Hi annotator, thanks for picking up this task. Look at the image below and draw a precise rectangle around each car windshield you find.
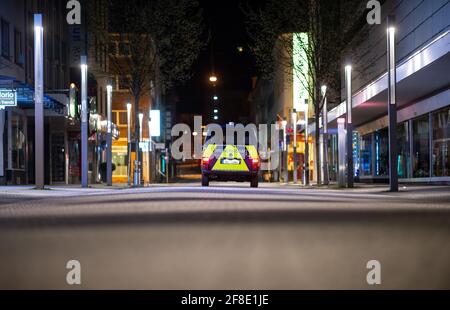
[204,125,258,146]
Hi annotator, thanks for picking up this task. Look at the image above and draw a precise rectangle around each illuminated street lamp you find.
[213,96,219,101]
[136,112,144,186]
[106,84,113,186]
[303,99,310,186]
[147,110,153,186]
[213,115,219,121]
[321,85,329,185]
[281,118,288,183]
[345,64,354,188]
[34,14,44,189]
[127,103,132,186]
[81,56,88,188]
[292,109,298,184]
[209,76,218,83]
[214,109,218,114]
[387,15,398,192]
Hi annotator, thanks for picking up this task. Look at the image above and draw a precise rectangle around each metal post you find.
[387,16,398,192]
[165,149,169,184]
[81,55,88,188]
[292,109,298,184]
[322,86,330,185]
[34,14,44,190]
[282,119,288,183]
[148,115,152,185]
[304,99,310,186]
[338,118,346,188]
[345,65,354,188]
[127,103,132,186]
[138,113,143,186]
[106,84,113,186]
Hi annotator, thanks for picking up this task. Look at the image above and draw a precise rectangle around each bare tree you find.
[108,0,205,167]
[245,0,365,185]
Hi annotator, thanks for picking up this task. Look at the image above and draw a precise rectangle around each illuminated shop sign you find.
[0,90,17,108]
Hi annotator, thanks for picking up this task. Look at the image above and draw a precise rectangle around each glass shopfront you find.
[374,128,389,177]
[360,134,372,176]
[397,122,410,179]
[10,113,26,170]
[432,107,450,177]
[413,116,430,178]
[354,105,449,182]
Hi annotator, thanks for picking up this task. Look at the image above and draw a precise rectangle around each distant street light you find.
[138,112,144,186]
[282,118,288,183]
[387,15,398,192]
[292,109,298,184]
[148,109,153,186]
[321,85,330,186]
[213,96,218,101]
[213,115,219,120]
[34,14,44,190]
[81,55,88,188]
[127,103,132,186]
[214,109,218,114]
[106,84,113,186]
[209,76,218,83]
[303,99,310,186]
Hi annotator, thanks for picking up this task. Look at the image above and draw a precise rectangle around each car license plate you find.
[222,159,240,165]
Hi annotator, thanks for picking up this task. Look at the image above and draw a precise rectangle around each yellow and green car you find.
[201,129,260,188]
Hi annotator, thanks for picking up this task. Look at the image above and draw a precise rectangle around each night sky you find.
[176,0,261,123]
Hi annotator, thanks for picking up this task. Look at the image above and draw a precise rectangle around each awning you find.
[0,75,66,115]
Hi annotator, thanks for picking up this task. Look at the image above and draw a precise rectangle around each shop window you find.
[1,19,10,59]
[118,76,130,90]
[374,128,389,177]
[112,146,128,177]
[397,122,410,179]
[113,110,128,127]
[14,29,23,65]
[432,107,450,177]
[11,114,25,170]
[360,134,372,176]
[413,116,430,178]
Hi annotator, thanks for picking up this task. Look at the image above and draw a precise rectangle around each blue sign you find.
[0,90,17,108]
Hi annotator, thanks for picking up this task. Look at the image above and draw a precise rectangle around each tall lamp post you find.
[304,99,310,186]
[292,109,298,184]
[148,113,152,186]
[34,14,44,190]
[139,112,144,186]
[80,55,88,188]
[126,102,132,186]
[322,85,330,186]
[106,84,113,186]
[345,65,354,188]
[387,16,398,192]
[282,118,288,183]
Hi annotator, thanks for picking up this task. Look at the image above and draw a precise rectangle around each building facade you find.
[317,0,450,184]
[250,0,450,184]
[0,0,70,185]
